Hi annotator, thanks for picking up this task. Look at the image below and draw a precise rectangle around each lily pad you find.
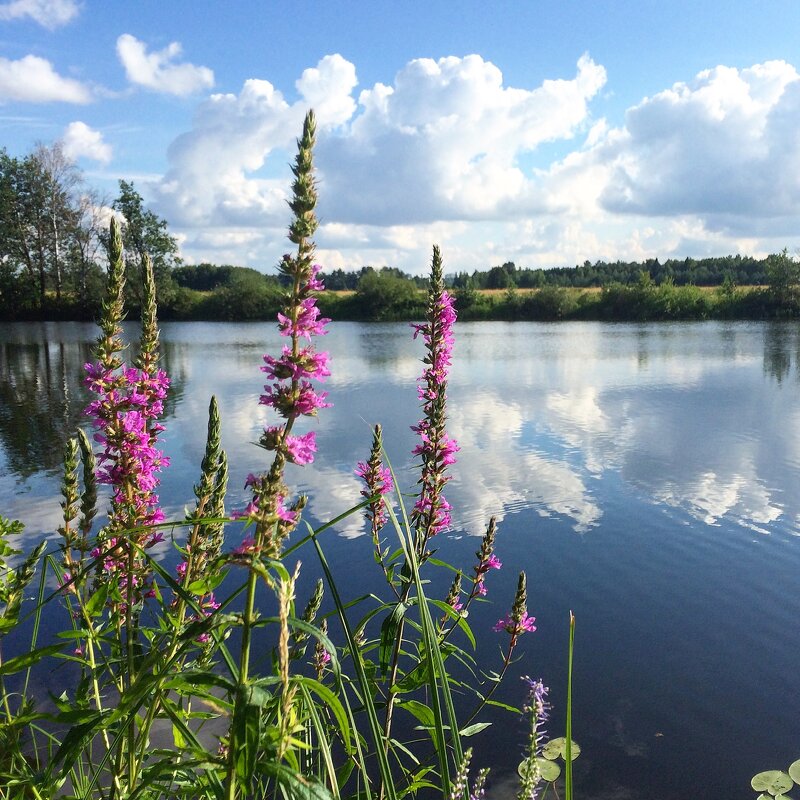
[517,758,561,782]
[541,737,581,762]
[789,760,800,784]
[751,771,793,795]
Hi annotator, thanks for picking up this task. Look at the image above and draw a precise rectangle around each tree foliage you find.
[111,180,181,306]
[765,248,800,306]
[0,144,105,314]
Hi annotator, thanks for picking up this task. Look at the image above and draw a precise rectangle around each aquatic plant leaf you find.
[751,771,793,794]
[542,737,581,761]
[789,761,800,783]
[517,758,561,782]
[538,758,562,782]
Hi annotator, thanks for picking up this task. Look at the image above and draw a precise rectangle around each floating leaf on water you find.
[789,760,800,783]
[537,758,561,782]
[751,771,793,795]
[541,737,581,762]
[517,758,561,782]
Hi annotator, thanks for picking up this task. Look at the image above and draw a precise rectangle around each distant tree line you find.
[449,255,769,291]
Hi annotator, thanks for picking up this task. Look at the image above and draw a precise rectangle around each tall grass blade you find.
[565,611,575,800]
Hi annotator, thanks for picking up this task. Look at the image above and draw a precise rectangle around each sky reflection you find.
[1,320,799,543]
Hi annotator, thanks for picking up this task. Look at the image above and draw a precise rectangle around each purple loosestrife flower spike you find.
[494,571,536,641]
[83,219,170,610]
[471,768,490,800]
[471,516,500,599]
[517,678,551,800]
[313,618,331,678]
[445,571,464,614]
[174,396,227,640]
[411,245,459,556]
[449,747,473,800]
[356,424,393,533]
[235,110,330,559]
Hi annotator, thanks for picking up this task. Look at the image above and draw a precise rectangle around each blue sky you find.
[3,0,800,274]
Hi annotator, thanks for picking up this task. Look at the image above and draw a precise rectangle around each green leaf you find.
[542,737,581,762]
[84,583,108,617]
[186,570,227,596]
[297,676,351,753]
[379,602,408,676]
[459,722,491,737]
[400,699,437,731]
[789,761,800,784]
[393,658,432,693]
[264,761,334,800]
[0,643,63,675]
[486,699,520,713]
[518,758,561,782]
[751,771,793,795]
[51,711,108,771]
[233,683,262,789]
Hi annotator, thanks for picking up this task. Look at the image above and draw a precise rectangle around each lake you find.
[2,319,800,799]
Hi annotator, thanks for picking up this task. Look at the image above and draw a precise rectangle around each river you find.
[1,319,799,799]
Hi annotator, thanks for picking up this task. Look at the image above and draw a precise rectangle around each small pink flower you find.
[493,611,536,636]
[285,432,317,465]
[233,537,257,556]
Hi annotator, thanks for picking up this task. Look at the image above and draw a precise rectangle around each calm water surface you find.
[2,319,800,799]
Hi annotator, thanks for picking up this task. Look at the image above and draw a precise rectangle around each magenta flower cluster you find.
[411,286,459,537]
[493,611,537,635]
[84,362,170,533]
[259,264,331,465]
[472,552,502,597]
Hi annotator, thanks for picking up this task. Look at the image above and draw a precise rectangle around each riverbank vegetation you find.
[2,144,800,323]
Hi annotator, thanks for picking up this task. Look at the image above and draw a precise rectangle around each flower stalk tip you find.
[411,245,459,554]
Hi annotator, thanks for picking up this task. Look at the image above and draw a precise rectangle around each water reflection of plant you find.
[0,326,185,482]
[0,112,576,800]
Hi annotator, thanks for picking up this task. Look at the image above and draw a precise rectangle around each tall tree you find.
[766,248,800,307]
[31,142,82,301]
[112,180,180,304]
[0,144,95,311]
[0,149,45,307]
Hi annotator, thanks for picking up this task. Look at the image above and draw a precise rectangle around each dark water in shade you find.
[2,319,800,799]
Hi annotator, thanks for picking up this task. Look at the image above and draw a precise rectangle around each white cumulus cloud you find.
[154,53,604,243]
[61,121,111,164]
[319,52,606,225]
[0,54,91,103]
[154,54,358,229]
[596,61,800,231]
[116,34,214,96]
[0,0,80,29]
